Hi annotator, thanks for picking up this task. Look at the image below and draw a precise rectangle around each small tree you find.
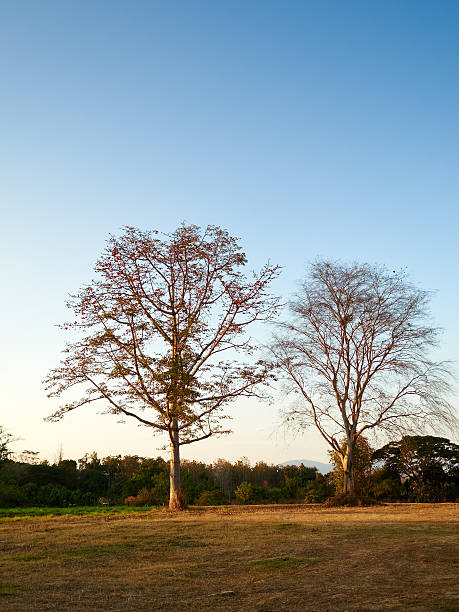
[273,261,454,494]
[0,426,15,464]
[329,437,374,495]
[44,224,279,509]
[234,481,258,504]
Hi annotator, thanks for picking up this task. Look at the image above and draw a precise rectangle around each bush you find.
[329,437,374,495]
[304,473,334,503]
[369,469,403,501]
[124,487,157,506]
[36,483,72,506]
[80,491,98,505]
[235,481,259,504]
[0,482,25,507]
[323,492,379,507]
[195,489,228,505]
[264,487,283,503]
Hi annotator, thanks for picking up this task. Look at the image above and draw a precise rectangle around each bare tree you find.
[0,426,15,463]
[44,225,279,509]
[272,261,455,494]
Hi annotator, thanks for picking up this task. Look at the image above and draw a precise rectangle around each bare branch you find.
[272,260,456,493]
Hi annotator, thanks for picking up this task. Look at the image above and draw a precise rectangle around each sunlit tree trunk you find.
[169,419,185,510]
[342,443,355,494]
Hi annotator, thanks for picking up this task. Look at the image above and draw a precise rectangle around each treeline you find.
[0,435,457,508]
[0,454,326,507]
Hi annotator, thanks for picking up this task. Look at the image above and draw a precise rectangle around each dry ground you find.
[0,503,457,611]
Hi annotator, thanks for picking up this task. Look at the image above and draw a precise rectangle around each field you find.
[0,504,457,611]
[0,506,155,519]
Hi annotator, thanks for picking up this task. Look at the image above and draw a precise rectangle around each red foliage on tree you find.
[44,224,280,509]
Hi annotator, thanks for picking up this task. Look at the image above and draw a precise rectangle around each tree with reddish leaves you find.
[44,225,280,509]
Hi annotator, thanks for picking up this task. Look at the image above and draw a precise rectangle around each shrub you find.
[0,482,25,507]
[235,481,258,504]
[323,492,379,507]
[133,487,157,506]
[264,487,283,503]
[329,437,374,495]
[369,469,403,501]
[195,489,227,505]
[304,473,334,503]
[36,483,72,506]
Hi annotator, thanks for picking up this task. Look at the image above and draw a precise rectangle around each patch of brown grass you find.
[0,504,457,611]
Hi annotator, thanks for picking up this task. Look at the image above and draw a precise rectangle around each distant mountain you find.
[279,459,332,474]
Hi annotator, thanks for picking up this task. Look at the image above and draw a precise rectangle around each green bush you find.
[304,473,334,503]
[369,468,403,501]
[195,489,227,505]
[329,437,374,495]
[235,481,260,504]
[264,487,283,503]
[0,482,25,507]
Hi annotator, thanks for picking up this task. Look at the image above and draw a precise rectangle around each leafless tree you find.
[0,426,16,463]
[272,261,455,493]
[44,224,279,509]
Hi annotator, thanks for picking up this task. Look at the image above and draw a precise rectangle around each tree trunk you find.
[342,444,355,494]
[169,419,185,510]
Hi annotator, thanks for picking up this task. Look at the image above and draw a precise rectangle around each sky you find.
[1,0,458,466]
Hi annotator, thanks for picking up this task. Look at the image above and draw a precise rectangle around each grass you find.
[0,583,24,597]
[247,556,302,570]
[0,503,457,611]
[0,506,155,519]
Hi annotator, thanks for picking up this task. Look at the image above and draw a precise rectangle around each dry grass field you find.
[0,503,457,611]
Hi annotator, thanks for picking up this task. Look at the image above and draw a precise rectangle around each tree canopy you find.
[44,224,279,509]
[273,260,455,493]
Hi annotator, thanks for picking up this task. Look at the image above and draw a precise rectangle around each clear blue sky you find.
[1,1,458,465]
